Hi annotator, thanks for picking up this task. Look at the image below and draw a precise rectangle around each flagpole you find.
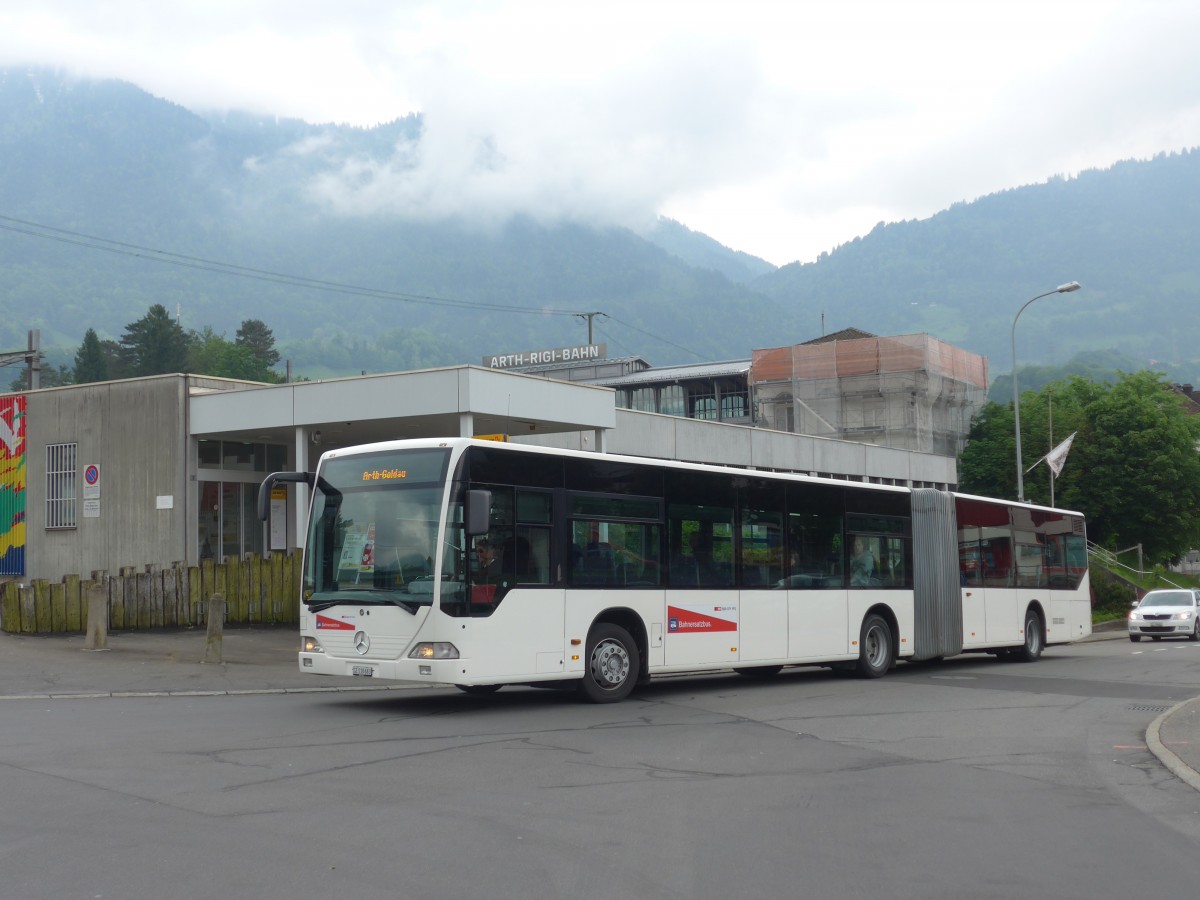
[1048,389,1054,508]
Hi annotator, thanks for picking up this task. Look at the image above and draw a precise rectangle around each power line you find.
[602,312,704,361]
[0,213,707,360]
[0,214,579,317]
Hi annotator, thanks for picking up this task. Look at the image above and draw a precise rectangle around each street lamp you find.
[1012,281,1081,502]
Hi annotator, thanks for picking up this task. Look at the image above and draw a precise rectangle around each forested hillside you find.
[756,150,1200,379]
[0,68,786,376]
[2,66,1198,384]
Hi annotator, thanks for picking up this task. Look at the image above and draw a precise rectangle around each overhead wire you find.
[0,214,576,316]
[0,212,707,359]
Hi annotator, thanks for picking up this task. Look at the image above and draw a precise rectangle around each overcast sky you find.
[3,0,1199,266]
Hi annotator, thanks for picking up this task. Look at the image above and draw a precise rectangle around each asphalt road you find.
[3,635,1199,900]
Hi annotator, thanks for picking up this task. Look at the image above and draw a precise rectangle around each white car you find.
[1128,589,1200,642]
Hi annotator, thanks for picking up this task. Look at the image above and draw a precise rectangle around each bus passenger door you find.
[469,588,567,679]
[787,587,849,661]
[738,589,788,662]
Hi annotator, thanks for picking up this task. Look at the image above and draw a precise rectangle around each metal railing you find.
[1087,540,1184,590]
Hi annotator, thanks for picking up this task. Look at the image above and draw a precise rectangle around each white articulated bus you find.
[259,438,1091,703]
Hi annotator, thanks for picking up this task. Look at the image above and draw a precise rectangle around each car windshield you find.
[303,448,449,608]
[1140,591,1194,607]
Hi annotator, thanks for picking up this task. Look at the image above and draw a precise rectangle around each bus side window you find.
[518,527,551,583]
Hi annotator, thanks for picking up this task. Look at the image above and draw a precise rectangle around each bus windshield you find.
[303,448,450,611]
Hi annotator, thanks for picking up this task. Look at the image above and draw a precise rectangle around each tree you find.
[1059,372,1200,562]
[119,304,191,376]
[73,328,110,384]
[7,363,73,391]
[235,319,280,369]
[960,371,1200,564]
[188,326,285,383]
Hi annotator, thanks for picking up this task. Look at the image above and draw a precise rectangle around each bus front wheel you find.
[855,614,892,679]
[579,623,639,703]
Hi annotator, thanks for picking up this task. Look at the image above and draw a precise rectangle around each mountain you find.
[0,67,785,376]
[2,65,1199,385]
[754,151,1200,382]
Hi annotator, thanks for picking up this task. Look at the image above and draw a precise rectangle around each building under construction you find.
[750,329,988,457]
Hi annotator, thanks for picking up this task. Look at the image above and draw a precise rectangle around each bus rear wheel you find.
[579,623,639,703]
[855,614,892,679]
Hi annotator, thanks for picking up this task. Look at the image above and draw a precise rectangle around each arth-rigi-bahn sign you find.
[483,343,607,369]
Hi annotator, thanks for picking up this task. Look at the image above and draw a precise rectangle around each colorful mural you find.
[0,395,26,576]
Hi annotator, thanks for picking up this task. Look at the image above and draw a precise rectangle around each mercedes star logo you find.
[353,631,370,655]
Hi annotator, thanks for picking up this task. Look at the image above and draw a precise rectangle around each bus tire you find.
[455,684,502,695]
[579,623,639,703]
[1013,608,1044,662]
[855,613,892,679]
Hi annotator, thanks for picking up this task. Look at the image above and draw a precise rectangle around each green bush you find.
[1091,569,1137,620]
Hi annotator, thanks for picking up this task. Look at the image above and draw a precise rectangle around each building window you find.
[197,439,287,473]
[721,392,747,419]
[691,395,717,420]
[46,443,77,529]
[198,481,265,562]
[660,385,686,417]
[629,387,656,412]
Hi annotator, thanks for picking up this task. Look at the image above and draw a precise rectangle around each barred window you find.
[46,443,77,529]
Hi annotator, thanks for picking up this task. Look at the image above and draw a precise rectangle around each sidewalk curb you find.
[1147,697,1200,793]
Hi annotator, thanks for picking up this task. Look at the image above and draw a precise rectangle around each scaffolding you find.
[750,333,988,456]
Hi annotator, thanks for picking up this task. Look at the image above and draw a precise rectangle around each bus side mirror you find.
[466,489,492,536]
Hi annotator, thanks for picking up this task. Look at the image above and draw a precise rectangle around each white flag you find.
[1044,432,1077,477]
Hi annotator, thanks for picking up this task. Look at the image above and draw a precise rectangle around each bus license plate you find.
[351,666,375,677]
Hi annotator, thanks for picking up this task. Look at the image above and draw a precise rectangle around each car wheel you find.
[1129,635,1141,642]
[1191,621,1200,643]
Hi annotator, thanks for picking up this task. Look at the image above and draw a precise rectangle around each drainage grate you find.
[1128,705,1170,713]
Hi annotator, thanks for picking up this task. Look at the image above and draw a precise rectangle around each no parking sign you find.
[83,463,101,517]
[83,464,100,498]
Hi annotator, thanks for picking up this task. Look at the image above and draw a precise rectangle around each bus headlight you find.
[409,642,460,660]
[302,636,324,653]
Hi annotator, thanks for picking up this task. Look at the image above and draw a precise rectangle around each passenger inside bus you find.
[850,537,877,586]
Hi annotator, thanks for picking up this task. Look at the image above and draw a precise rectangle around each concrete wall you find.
[18,376,193,583]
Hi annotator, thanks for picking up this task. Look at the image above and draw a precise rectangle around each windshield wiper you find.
[308,590,422,615]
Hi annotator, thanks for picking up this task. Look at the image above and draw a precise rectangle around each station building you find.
[1,329,984,586]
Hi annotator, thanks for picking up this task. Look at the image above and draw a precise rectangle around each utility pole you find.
[0,330,41,390]
[575,311,605,344]
[27,329,39,389]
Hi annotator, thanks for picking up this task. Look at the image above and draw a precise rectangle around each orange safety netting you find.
[750,334,987,388]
